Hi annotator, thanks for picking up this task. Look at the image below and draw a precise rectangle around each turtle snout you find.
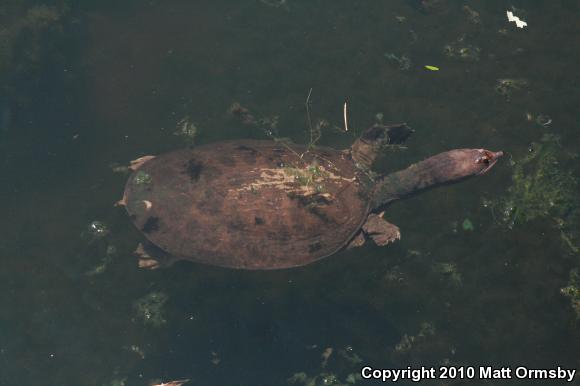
[476,149,503,174]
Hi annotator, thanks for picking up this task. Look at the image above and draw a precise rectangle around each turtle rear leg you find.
[129,155,156,171]
[362,212,401,246]
[135,242,180,269]
[346,231,366,249]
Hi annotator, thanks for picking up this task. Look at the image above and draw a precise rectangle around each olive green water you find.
[1,1,579,385]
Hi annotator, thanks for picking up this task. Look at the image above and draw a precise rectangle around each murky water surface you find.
[1,1,579,385]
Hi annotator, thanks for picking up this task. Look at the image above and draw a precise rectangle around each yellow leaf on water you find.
[425,65,440,71]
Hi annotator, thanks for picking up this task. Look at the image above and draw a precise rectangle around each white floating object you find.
[507,10,527,29]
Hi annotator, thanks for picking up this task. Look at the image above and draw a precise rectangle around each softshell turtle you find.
[119,124,502,269]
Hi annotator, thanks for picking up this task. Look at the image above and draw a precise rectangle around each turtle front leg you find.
[362,212,401,246]
[350,123,413,169]
[135,242,180,269]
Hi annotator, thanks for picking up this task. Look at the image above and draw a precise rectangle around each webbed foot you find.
[362,212,401,246]
[129,155,155,171]
[151,380,191,386]
[346,231,366,249]
[134,242,178,269]
[350,123,413,169]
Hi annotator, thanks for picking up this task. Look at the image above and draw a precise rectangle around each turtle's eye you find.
[476,155,490,164]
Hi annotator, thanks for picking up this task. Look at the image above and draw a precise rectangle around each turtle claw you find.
[135,243,161,269]
[362,212,401,246]
[114,192,127,207]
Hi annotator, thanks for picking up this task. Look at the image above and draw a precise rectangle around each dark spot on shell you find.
[235,145,258,155]
[266,157,281,166]
[235,145,258,164]
[184,158,203,181]
[254,217,265,225]
[309,241,322,253]
[289,192,331,208]
[142,217,160,233]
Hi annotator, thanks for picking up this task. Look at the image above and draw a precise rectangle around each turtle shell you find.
[123,140,370,269]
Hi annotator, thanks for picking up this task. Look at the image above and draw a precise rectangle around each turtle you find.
[118,123,503,270]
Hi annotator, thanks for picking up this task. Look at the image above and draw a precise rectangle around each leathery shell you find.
[123,140,370,269]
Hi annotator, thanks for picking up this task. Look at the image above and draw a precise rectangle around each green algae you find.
[174,116,198,145]
[394,322,436,353]
[85,244,117,276]
[560,269,580,319]
[494,134,580,255]
[133,170,152,185]
[288,371,361,386]
[384,52,411,71]
[284,161,330,190]
[492,134,580,317]
[495,135,578,242]
[287,346,364,386]
[495,78,529,100]
[133,292,168,327]
[462,218,474,231]
[434,262,462,287]
[443,36,481,62]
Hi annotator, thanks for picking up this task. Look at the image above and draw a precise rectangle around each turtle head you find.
[443,148,504,181]
[371,148,503,209]
[416,148,504,188]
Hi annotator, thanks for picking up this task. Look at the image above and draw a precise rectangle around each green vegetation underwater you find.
[0,0,579,385]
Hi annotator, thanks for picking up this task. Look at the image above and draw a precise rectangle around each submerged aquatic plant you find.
[287,346,364,386]
[493,134,578,236]
[85,244,117,276]
[133,170,152,185]
[561,269,580,319]
[394,322,436,353]
[433,262,462,287]
[133,292,168,327]
[462,218,474,231]
[174,116,198,145]
[443,36,481,62]
[490,134,580,317]
[284,161,330,191]
[495,78,529,100]
[384,53,411,71]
